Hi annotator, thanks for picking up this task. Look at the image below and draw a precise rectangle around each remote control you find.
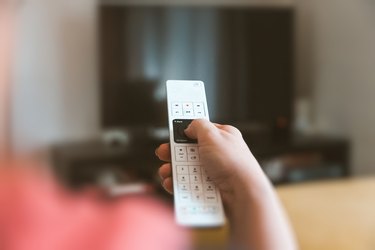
[166,80,225,227]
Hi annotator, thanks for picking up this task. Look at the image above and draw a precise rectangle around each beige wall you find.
[0,2,16,158]
[12,0,99,155]
[296,0,375,175]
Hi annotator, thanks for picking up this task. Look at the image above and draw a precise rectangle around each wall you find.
[0,1,17,158]
[296,0,375,175]
[12,0,99,155]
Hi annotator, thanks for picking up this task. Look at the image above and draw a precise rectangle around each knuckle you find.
[223,125,242,136]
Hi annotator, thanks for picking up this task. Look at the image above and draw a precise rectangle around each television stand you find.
[242,132,350,184]
[51,131,350,189]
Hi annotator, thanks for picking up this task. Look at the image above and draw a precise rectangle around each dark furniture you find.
[52,136,164,189]
[247,134,350,184]
[51,131,350,189]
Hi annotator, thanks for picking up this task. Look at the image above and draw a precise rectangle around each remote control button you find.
[173,119,197,144]
[172,102,182,109]
[179,193,191,202]
[193,102,204,109]
[190,174,202,184]
[201,206,211,215]
[176,154,187,162]
[175,146,187,153]
[193,103,205,116]
[179,206,189,215]
[189,165,201,175]
[177,165,188,174]
[191,184,202,192]
[177,174,189,184]
[178,184,190,192]
[204,183,216,192]
[192,193,204,202]
[204,193,218,203]
[183,102,194,116]
[202,173,213,183]
[187,146,199,154]
[183,109,194,116]
[188,154,199,162]
[194,110,204,117]
[182,102,193,109]
[206,206,219,214]
[189,206,199,214]
[175,146,187,162]
[172,109,182,116]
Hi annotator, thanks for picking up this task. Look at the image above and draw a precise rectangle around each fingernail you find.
[155,147,159,157]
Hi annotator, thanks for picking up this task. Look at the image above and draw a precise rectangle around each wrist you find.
[219,168,274,216]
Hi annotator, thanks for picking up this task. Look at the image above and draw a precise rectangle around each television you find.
[99,4,295,138]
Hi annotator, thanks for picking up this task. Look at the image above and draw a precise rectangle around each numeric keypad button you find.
[177,165,188,174]
[178,184,190,192]
[190,174,202,184]
[189,165,201,174]
[202,173,213,183]
[177,174,189,184]
[204,183,216,192]
[191,184,202,192]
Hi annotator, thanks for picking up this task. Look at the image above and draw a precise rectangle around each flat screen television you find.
[99,4,294,137]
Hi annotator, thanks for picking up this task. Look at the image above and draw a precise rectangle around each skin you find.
[155,119,298,250]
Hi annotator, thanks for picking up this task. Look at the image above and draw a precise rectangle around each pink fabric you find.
[0,163,189,250]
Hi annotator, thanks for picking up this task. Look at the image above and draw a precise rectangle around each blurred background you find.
[1,0,375,249]
[4,0,375,182]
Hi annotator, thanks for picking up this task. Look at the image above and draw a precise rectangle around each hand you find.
[155,142,173,194]
[155,119,267,200]
[156,119,297,250]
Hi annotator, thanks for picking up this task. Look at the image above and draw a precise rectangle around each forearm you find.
[222,173,298,250]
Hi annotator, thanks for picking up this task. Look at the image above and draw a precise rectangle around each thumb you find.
[184,119,217,140]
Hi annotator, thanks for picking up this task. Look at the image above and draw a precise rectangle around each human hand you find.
[156,120,297,250]
[155,119,267,199]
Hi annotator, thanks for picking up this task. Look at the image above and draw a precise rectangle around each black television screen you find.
[99,5,294,132]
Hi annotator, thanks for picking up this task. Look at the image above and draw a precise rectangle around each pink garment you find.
[0,162,189,250]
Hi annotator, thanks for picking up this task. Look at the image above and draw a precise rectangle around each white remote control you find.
[166,80,225,227]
